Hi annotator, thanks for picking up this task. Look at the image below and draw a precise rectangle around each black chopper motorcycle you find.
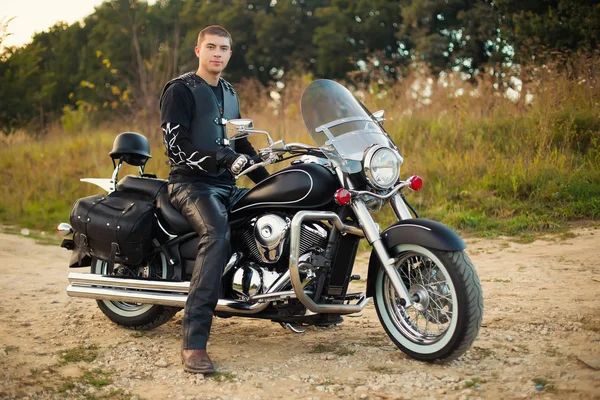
[58,79,483,361]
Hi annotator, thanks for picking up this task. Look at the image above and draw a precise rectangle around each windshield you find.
[301,79,396,173]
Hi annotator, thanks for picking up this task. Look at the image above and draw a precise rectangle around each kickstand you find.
[280,322,306,334]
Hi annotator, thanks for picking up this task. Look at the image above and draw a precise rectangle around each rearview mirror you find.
[373,110,385,124]
[226,118,254,140]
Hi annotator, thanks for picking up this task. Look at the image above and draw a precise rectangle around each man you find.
[159,25,269,374]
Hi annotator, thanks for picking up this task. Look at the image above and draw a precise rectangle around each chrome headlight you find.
[364,146,403,189]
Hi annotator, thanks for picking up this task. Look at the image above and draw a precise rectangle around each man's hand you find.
[216,147,253,175]
[230,154,249,175]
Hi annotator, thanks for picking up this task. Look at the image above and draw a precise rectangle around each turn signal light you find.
[408,175,423,191]
[334,188,352,205]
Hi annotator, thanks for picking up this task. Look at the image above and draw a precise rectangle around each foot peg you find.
[280,322,306,334]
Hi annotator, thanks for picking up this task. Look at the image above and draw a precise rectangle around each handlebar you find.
[234,158,272,180]
[234,142,321,180]
[348,182,409,200]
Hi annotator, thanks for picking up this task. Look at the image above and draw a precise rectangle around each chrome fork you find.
[334,163,415,307]
[351,198,414,307]
[390,192,413,220]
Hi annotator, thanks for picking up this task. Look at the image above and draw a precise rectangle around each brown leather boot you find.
[181,349,215,374]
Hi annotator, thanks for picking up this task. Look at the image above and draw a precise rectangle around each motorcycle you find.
[58,79,483,361]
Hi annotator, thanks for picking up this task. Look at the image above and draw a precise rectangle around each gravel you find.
[2,230,600,399]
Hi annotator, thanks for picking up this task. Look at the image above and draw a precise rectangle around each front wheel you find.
[373,245,483,361]
[91,250,181,330]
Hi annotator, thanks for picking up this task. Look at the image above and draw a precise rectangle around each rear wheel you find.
[91,248,180,330]
[373,245,483,361]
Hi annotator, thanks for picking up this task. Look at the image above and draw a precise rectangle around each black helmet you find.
[109,132,152,166]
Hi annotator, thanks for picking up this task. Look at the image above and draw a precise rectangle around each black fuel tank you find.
[230,162,339,215]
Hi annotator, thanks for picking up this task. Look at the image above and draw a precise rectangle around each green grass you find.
[211,371,236,382]
[58,368,112,390]
[334,348,356,356]
[57,368,132,399]
[482,278,511,283]
[310,344,335,353]
[81,368,112,387]
[317,378,335,386]
[464,377,487,388]
[3,345,19,354]
[58,344,98,365]
[368,365,394,374]
[20,362,131,400]
[472,346,495,358]
[532,377,555,391]
[1,58,599,239]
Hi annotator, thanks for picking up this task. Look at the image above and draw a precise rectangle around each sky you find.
[1,0,152,49]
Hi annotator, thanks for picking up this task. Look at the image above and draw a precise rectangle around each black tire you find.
[373,245,483,362]
[91,256,181,330]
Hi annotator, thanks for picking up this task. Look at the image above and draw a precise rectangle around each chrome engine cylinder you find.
[241,213,330,266]
[254,214,289,263]
[232,266,262,298]
[231,265,287,298]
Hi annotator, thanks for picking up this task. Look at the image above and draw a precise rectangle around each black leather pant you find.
[168,181,248,349]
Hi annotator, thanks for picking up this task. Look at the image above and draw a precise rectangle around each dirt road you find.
[1,228,599,400]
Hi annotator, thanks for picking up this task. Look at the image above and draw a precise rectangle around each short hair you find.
[197,25,232,47]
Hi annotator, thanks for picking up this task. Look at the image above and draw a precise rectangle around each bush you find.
[60,102,93,134]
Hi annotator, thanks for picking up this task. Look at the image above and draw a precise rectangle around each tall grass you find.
[2,52,599,238]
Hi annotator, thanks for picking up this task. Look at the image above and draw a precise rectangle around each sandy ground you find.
[0,227,599,400]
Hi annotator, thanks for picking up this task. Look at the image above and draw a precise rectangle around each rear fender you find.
[365,219,466,297]
[69,249,92,268]
[61,239,92,268]
[80,178,113,193]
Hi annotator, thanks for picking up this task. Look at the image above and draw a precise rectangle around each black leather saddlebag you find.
[70,193,155,266]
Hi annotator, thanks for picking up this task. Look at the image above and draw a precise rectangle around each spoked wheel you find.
[91,245,181,330]
[373,245,483,361]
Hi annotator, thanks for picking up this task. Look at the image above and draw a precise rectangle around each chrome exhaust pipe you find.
[67,284,187,307]
[67,272,271,314]
[68,272,189,292]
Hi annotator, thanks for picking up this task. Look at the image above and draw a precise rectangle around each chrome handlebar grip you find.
[234,159,270,179]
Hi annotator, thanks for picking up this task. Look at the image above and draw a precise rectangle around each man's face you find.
[195,34,232,75]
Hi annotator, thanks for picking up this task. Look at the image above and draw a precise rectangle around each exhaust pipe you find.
[67,272,270,314]
[67,284,187,307]
[68,272,189,292]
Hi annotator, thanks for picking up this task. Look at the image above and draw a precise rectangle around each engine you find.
[230,212,330,298]
[240,213,328,267]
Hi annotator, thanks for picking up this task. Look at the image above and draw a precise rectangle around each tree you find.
[313,0,404,81]
[0,44,42,134]
[495,0,600,60]
[397,0,511,76]
[0,16,14,50]
[246,0,324,83]
[3,0,597,134]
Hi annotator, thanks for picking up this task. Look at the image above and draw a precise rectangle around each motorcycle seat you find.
[116,175,193,235]
[116,175,167,198]
[156,190,193,235]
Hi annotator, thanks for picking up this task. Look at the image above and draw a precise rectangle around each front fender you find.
[365,218,466,297]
